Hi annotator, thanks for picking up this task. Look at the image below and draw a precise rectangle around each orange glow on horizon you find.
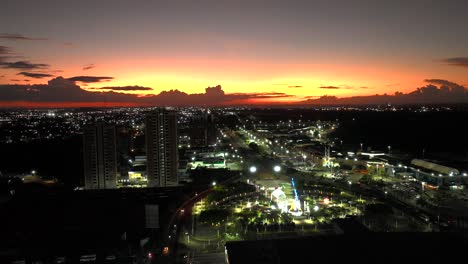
[1,55,467,107]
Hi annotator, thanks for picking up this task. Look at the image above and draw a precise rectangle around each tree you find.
[360,174,373,184]
[248,142,260,153]
[199,209,230,225]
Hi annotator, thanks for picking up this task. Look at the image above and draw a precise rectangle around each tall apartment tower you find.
[145,109,179,187]
[83,123,117,189]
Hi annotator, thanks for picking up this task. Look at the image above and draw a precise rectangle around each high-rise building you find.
[83,123,117,189]
[189,109,216,147]
[145,109,179,187]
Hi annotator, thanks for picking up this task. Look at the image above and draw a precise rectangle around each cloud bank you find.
[0,77,294,106]
[303,79,468,105]
[1,77,468,107]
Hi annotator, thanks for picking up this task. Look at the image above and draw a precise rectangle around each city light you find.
[313,205,319,212]
[162,247,169,256]
[273,165,281,172]
[249,166,257,173]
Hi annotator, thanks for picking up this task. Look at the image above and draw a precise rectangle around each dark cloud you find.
[424,79,465,90]
[98,86,153,91]
[319,86,340,89]
[10,79,21,82]
[0,60,49,70]
[229,91,295,99]
[288,85,303,88]
[0,33,47,41]
[82,64,95,71]
[67,76,114,83]
[18,72,54,79]
[441,57,468,69]
[23,79,30,82]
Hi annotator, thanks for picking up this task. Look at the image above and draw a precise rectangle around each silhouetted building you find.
[189,109,216,147]
[145,109,178,187]
[83,123,117,189]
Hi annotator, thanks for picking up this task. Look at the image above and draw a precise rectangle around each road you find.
[165,174,239,264]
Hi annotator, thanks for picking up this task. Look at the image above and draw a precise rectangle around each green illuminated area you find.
[183,178,369,251]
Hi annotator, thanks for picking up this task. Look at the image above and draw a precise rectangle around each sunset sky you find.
[1,0,468,105]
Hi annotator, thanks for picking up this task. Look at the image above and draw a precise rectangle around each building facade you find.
[83,123,117,189]
[146,109,179,187]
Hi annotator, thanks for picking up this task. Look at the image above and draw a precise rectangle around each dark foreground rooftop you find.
[226,232,468,264]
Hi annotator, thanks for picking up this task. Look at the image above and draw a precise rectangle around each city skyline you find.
[1,0,468,107]
[3,2,468,263]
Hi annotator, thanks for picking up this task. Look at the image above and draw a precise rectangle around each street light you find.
[273,165,281,173]
[212,181,217,186]
[313,205,319,212]
[249,166,257,173]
